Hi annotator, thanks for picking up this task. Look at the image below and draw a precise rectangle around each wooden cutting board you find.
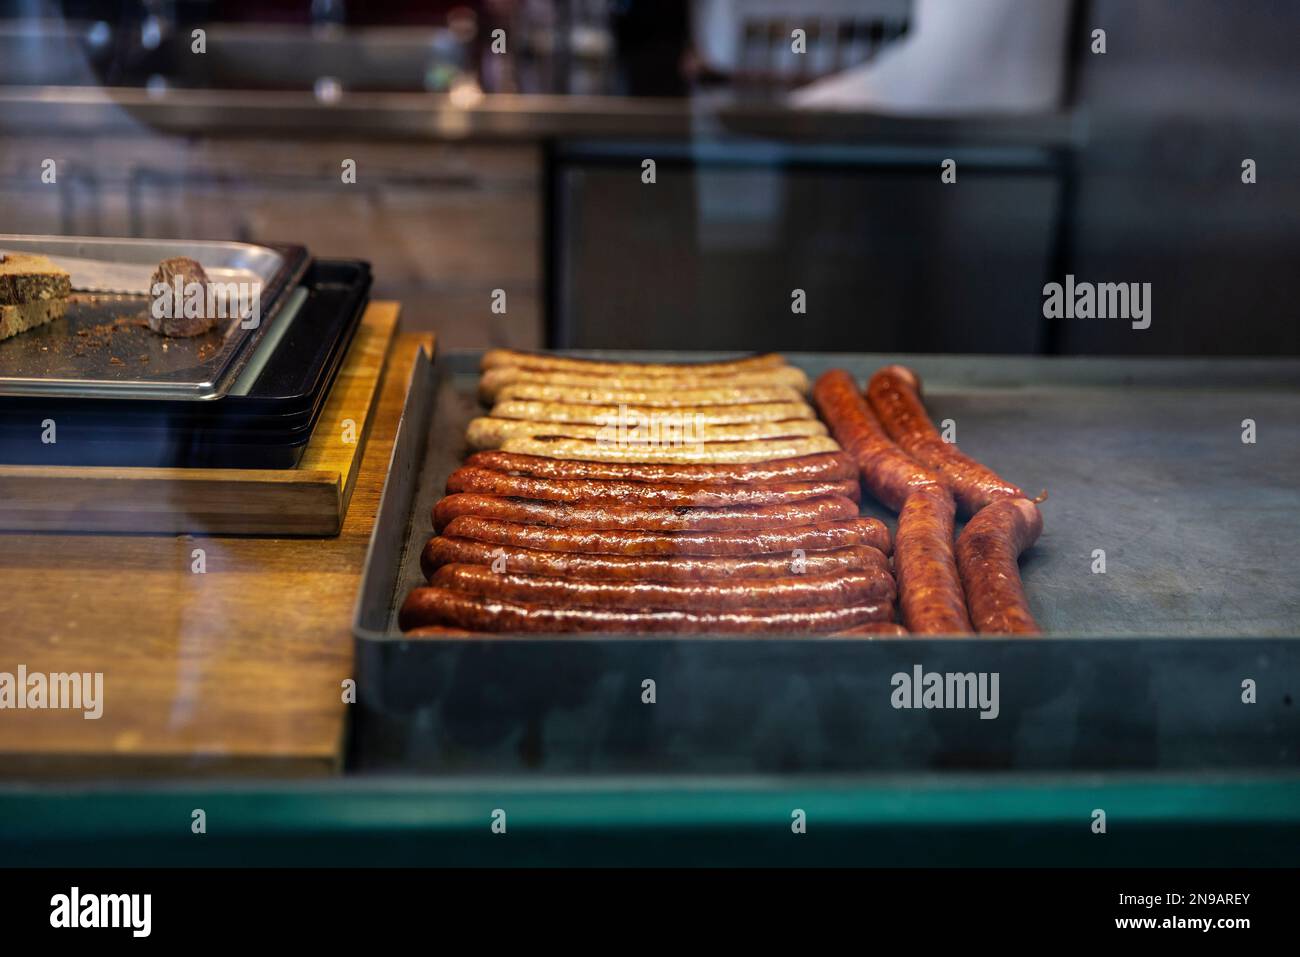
[0,302,400,535]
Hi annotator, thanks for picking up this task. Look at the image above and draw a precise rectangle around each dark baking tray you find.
[348,350,1300,775]
[0,259,371,468]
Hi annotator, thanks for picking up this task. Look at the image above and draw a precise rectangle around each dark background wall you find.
[555,146,1059,353]
[1064,0,1299,355]
[554,0,1300,356]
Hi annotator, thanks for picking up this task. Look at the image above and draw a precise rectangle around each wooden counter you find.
[0,303,429,777]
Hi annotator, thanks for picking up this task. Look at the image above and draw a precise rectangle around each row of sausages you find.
[464,351,841,464]
[401,349,907,634]
[398,349,1043,636]
[812,366,1044,635]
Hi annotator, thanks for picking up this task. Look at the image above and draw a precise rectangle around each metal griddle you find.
[0,235,308,399]
[358,350,1300,640]
[348,351,1300,775]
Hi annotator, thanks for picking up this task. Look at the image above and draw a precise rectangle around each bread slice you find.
[0,297,68,341]
[0,253,72,305]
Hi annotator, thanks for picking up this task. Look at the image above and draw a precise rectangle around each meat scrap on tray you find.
[400,350,1044,637]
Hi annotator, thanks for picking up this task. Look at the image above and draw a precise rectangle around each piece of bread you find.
[0,253,72,305]
[0,297,68,341]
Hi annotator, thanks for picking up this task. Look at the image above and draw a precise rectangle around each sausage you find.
[491,399,816,426]
[478,361,806,400]
[445,466,862,507]
[412,619,910,639]
[399,586,893,634]
[464,450,858,485]
[493,381,803,407]
[866,365,1030,515]
[441,515,892,557]
[433,493,860,533]
[465,415,826,450]
[832,622,909,637]
[893,486,973,635]
[480,349,789,378]
[430,563,896,612]
[404,625,483,638]
[956,496,1044,635]
[812,368,943,512]
[421,536,889,582]
[499,434,841,465]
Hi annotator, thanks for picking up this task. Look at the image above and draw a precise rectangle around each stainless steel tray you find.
[0,235,308,399]
[355,350,1300,640]
[347,350,1300,776]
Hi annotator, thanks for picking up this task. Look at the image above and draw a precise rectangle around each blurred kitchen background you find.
[0,0,1296,354]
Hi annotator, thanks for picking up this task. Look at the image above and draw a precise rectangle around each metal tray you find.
[0,259,371,428]
[0,235,308,399]
[348,350,1300,775]
[0,259,371,468]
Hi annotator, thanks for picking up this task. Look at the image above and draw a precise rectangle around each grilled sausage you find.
[475,361,800,400]
[421,536,889,582]
[441,515,892,557]
[433,493,860,533]
[866,365,1030,515]
[464,450,858,485]
[894,486,973,635]
[465,415,826,450]
[480,349,788,378]
[404,625,482,638]
[491,399,816,426]
[956,496,1044,635]
[445,466,862,507]
[812,368,943,512]
[430,563,896,611]
[407,614,909,639]
[399,586,893,633]
[494,381,804,407]
[499,434,841,464]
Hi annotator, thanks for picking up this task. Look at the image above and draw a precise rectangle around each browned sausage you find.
[431,562,896,611]
[894,487,973,635]
[399,586,893,633]
[432,493,860,534]
[421,536,889,582]
[441,515,892,557]
[812,369,943,512]
[956,496,1044,635]
[490,380,806,407]
[463,450,857,485]
[404,625,483,638]
[465,414,827,449]
[446,466,861,507]
[832,622,909,637]
[407,620,912,638]
[500,433,840,464]
[480,349,789,378]
[480,365,805,395]
[866,365,1031,515]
